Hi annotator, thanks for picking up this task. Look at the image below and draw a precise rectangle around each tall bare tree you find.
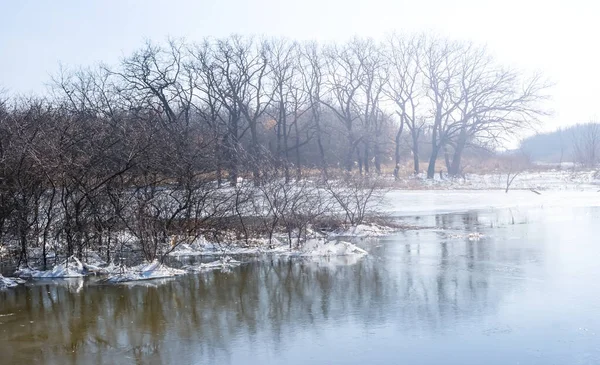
[385,34,425,174]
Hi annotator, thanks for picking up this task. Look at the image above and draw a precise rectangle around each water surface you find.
[1,202,599,364]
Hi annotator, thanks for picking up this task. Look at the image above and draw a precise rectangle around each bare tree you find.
[323,174,388,226]
[421,38,463,179]
[300,42,328,176]
[320,40,365,172]
[354,38,387,174]
[385,33,425,174]
[267,39,313,182]
[446,49,549,176]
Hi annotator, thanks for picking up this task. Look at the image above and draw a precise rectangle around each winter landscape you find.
[2,1,600,364]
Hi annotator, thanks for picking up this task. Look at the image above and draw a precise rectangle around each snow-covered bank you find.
[16,256,87,278]
[294,239,368,257]
[182,256,242,272]
[5,230,378,284]
[168,224,393,257]
[384,189,600,217]
[0,275,25,289]
[169,229,380,258]
[397,169,600,191]
[329,224,395,238]
[102,260,186,283]
[168,237,293,256]
[14,254,121,278]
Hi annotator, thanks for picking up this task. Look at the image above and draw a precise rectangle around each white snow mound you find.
[16,256,87,278]
[299,239,368,256]
[331,224,395,238]
[0,274,25,289]
[103,260,186,283]
[182,256,242,272]
[169,236,291,256]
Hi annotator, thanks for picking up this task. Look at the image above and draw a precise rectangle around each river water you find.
[1,191,600,365]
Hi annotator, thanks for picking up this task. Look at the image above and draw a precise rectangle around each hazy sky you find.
[1,0,598,132]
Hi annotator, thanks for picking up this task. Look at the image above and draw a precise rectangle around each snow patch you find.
[0,244,10,259]
[406,169,600,191]
[169,234,370,258]
[182,256,242,272]
[297,239,368,257]
[102,260,186,283]
[0,275,25,289]
[16,256,87,278]
[169,236,292,256]
[330,224,395,238]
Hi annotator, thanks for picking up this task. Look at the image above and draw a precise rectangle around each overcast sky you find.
[1,0,598,132]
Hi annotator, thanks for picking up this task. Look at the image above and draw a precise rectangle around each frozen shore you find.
[395,169,600,191]
[5,225,383,286]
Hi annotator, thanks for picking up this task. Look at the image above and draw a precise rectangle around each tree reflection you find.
[0,218,544,365]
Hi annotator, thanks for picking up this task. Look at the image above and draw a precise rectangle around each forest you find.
[0,34,549,268]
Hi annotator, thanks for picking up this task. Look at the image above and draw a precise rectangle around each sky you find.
[1,0,599,133]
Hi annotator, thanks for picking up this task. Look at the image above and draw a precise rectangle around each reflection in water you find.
[1,206,600,365]
[1,258,399,364]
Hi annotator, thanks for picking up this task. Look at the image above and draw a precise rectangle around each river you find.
[1,191,599,364]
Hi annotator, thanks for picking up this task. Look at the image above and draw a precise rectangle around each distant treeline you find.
[520,122,600,167]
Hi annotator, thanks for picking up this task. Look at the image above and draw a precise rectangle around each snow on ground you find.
[292,238,368,257]
[405,169,600,191]
[102,260,186,283]
[384,189,600,217]
[182,256,242,272]
[13,251,126,278]
[0,274,25,289]
[27,247,58,260]
[169,234,372,257]
[169,236,292,256]
[91,262,125,275]
[0,245,10,259]
[16,256,87,278]
[329,224,396,238]
[168,225,391,258]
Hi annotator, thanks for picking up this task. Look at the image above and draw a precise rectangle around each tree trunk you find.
[394,121,404,167]
[449,129,467,176]
[427,144,440,179]
[295,120,301,181]
[394,134,401,167]
[228,115,240,186]
[444,145,451,174]
[363,141,370,174]
[427,124,439,179]
[215,134,222,187]
[356,148,363,175]
[249,123,260,186]
[374,141,381,174]
[312,106,327,177]
[346,131,354,172]
[282,109,290,183]
[411,131,419,175]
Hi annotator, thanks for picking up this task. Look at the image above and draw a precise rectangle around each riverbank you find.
[391,169,600,191]
[0,223,393,286]
[2,170,599,287]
